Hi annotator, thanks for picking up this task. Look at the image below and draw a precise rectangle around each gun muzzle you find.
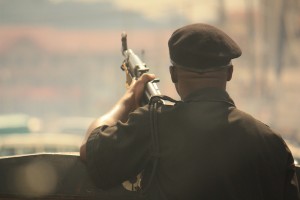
[121,32,128,55]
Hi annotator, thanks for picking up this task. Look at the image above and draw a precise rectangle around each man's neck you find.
[178,81,226,100]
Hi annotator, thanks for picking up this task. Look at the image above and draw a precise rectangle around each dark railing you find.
[0,153,300,199]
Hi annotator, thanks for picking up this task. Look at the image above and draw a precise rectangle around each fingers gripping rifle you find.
[121,32,161,105]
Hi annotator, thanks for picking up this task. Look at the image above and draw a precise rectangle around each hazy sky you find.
[49,0,249,22]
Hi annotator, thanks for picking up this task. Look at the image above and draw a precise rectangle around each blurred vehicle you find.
[0,133,82,157]
[0,114,42,135]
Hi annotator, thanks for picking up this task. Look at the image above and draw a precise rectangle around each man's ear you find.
[169,66,178,83]
[227,65,233,81]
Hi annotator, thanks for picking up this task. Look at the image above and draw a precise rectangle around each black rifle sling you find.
[141,95,178,199]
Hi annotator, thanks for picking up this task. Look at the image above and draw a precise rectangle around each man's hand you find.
[122,73,156,113]
[80,73,155,161]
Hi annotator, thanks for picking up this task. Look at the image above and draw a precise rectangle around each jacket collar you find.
[183,87,235,107]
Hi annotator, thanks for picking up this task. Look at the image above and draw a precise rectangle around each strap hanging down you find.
[141,95,178,195]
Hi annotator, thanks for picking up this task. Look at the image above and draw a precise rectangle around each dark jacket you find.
[86,87,300,200]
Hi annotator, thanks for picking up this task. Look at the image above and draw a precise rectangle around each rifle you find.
[121,32,161,105]
[120,32,163,191]
[120,33,177,192]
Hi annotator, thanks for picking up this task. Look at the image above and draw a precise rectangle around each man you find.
[80,23,300,199]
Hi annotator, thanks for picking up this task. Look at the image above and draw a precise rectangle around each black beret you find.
[168,23,242,72]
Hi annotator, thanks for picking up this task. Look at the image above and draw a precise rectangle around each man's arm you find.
[79,73,155,160]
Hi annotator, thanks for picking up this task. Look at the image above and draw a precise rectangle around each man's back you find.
[148,88,297,199]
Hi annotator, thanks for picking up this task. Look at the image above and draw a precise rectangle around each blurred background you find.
[0,0,299,158]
